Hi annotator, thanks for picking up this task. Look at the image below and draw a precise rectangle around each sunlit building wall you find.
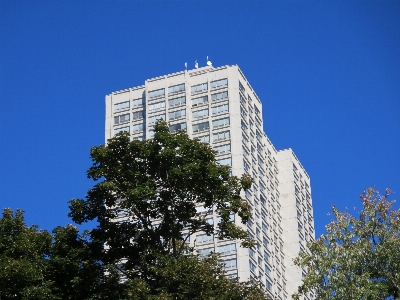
[105,64,315,300]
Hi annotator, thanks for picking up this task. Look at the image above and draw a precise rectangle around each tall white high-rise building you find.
[105,63,315,300]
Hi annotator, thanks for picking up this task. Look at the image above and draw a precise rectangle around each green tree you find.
[68,120,265,298]
[0,209,122,300]
[123,253,265,300]
[48,225,122,299]
[1,121,267,299]
[0,208,54,299]
[293,188,400,300]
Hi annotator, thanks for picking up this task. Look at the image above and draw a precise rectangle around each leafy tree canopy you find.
[69,120,255,281]
[123,253,266,300]
[0,208,53,299]
[293,188,400,300]
[0,121,268,299]
[0,208,121,300]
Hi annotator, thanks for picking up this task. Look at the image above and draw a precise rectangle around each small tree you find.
[0,208,54,299]
[69,121,257,292]
[293,188,400,300]
[48,225,122,299]
[124,253,266,300]
[0,209,122,300]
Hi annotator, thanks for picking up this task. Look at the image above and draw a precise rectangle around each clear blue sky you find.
[1,1,399,237]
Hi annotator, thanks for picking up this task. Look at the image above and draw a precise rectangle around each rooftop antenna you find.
[184,62,187,70]
[206,56,212,66]
[195,60,198,69]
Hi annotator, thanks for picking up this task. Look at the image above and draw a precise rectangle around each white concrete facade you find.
[105,64,315,300]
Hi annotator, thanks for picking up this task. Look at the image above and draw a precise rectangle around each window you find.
[260,195,266,205]
[265,279,272,290]
[249,248,255,258]
[264,265,271,275]
[192,95,208,106]
[114,114,130,125]
[132,98,145,107]
[240,94,246,105]
[211,78,228,89]
[168,83,185,95]
[199,247,214,257]
[169,96,186,107]
[191,83,208,94]
[196,205,211,214]
[264,251,270,261]
[243,160,250,172]
[132,123,145,133]
[114,126,130,135]
[148,88,165,99]
[114,101,130,112]
[192,108,209,119]
[256,130,262,141]
[206,218,214,225]
[261,209,267,219]
[193,121,209,132]
[182,232,190,242]
[241,120,248,131]
[133,135,144,141]
[169,109,186,120]
[217,214,235,223]
[169,122,186,133]
[212,104,229,115]
[240,107,247,118]
[217,157,232,166]
[245,190,251,200]
[212,117,230,129]
[263,236,268,247]
[255,116,262,128]
[132,110,145,121]
[262,223,268,233]
[197,233,214,244]
[243,146,249,157]
[218,243,236,255]
[213,143,231,154]
[242,133,249,144]
[222,258,237,269]
[196,135,210,143]
[211,91,228,102]
[148,101,165,112]
[213,130,230,142]
[148,113,165,125]
[249,260,256,272]
[148,130,154,138]
[254,105,260,115]
[239,81,245,93]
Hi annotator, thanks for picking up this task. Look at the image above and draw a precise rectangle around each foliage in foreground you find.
[0,209,266,300]
[293,188,400,300]
[0,208,121,299]
[124,254,266,300]
[1,121,268,299]
[69,121,254,282]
